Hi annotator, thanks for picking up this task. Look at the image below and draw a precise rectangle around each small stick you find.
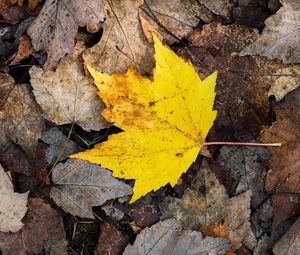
[204,142,282,147]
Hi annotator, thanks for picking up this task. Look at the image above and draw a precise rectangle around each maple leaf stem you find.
[204,142,282,147]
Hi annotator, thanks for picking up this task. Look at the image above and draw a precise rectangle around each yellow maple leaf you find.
[70,35,217,203]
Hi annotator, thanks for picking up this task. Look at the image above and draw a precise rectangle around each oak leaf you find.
[71,35,217,203]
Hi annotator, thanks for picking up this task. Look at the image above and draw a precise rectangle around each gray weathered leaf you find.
[0,164,29,233]
[240,0,300,64]
[267,65,300,101]
[83,0,154,75]
[217,144,270,208]
[28,0,105,70]
[41,127,81,165]
[197,0,234,16]
[139,0,213,44]
[160,160,252,250]
[123,218,230,255]
[30,54,109,131]
[273,217,300,255]
[51,159,133,218]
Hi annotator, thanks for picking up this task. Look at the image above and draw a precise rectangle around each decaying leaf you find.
[240,0,300,64]
[29,54,109,131]
[41,127,81,165]
[50,159,133,218]
[188,23,287,142]
[0,72,14,108]
[0,164,29,233]
[0,81,44,156]
[160,160,252,250]
[71,35,217,203]
[217,145,269,208]
[11,34,33,64]
[27,0,105,70]
[197,0,234,17]
[95,223,130,255]
[83,0,154,75]
[139,0,213,44]
[0,198,66,255]
[123,218,230,255]
[268,65,300,101]
[273,217,300,255]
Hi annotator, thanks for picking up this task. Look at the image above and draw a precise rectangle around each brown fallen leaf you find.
[188,23,287,142]
[160,160,252,251]
[273,217,300,255]
[83,0,154,75]
[233,0,270,27]
[259,89,300,228]
[0,164,29,233]
[124,218,229,255]
[11,34,33,64]
[115,202,160,228]
[240,0,300,64]
[29,53,109,131]
[0,198,66,254]
[139,0,213,44]
[0,0,22,9]
[27,0,105,70]
[0,3,23,24]
[50,159,133,218]
[95,223,130,255]
[0,80,44,156]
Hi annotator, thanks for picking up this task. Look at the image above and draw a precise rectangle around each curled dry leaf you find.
[50,159,133,218]
[27,0,105,70]
[0,164,29,233]
[240,0,300,64]
[124,218,230,255]
[139,0,213,44]
[0,198,66,255]
[160,160,252,251]
[0,77,44,156]
[83,0,154,75]
[29,54,109,131]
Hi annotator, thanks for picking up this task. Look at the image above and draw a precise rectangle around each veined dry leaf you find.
[83,0,154,75]
[268,65,300,101]
[50,159,133,218]
[273,217,300,255]
[71,35,217,203]
[124,218,230,255]
[139,0,213,44]
[240,0,300,64]
[0,198,66,255]
[0,164,28,233]
[197,0,234,16]
[160,160,252,250]
[41,127,81,165]
[29,54,109,131]
[0,81,44,156]
[0,72,14,108]
[217,144,269,208]
[27,0,105,70]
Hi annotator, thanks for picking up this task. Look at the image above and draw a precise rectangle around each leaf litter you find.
[1,0,300,254]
